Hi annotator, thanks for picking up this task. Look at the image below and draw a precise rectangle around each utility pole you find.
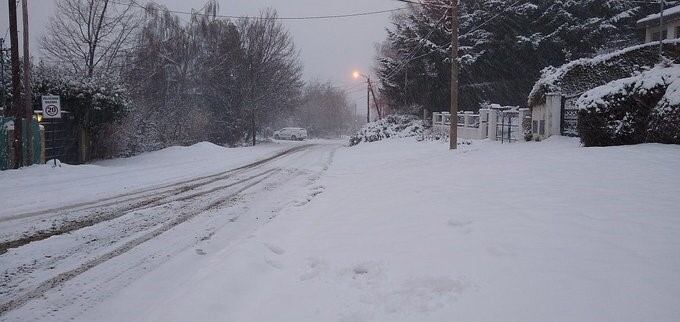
[8,0,23,167]
[658,0,665,60]
[0,38,7,115]
[449,0,459,150]
[22,0,33,166]
[368,78,381,119]
[366,77,371,123]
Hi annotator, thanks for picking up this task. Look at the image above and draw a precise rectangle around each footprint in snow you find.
[195,249,207,255]
[447,216,473,234]
[264,243,285,255]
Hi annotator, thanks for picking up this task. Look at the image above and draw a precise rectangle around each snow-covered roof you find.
[637,4,680,25]
[528,39,680,107]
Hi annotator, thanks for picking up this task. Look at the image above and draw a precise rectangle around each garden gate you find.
[561,96,580,137]
[495,109,519,143]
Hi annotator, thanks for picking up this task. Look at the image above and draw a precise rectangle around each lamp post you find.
[353,71,381,123]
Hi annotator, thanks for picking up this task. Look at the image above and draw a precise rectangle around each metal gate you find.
[561,96,579,137]
[496,110,519,143]
[42,112,80,164]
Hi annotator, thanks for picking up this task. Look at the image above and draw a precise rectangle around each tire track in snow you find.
[0,145,311,254]
[0,168,282,315]
[0,144,311,224]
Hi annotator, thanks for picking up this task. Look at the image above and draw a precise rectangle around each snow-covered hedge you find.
[31,65,131,130]
[529,40,680,107]
[649,76,680,144]
[576,65,680,146]
[349,114,424,146]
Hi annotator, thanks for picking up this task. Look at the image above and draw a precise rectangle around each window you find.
[533,120,539,134]
[539,120,545,136]
[676,26,680,39]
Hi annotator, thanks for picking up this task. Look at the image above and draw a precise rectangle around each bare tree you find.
[41,0,141,78]
[237,9,303,145]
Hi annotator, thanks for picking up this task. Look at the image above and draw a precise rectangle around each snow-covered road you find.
[0,142,339,320]
[1,137,679,322]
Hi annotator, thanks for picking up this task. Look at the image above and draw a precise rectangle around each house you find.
[637,5,680,43]
[527,40,680,140]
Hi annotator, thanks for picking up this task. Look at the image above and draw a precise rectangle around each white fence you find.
[432,107,530,142]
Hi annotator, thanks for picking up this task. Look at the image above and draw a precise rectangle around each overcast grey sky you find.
[1,0,402,114]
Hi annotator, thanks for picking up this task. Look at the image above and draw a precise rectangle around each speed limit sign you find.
[42,95,62,119]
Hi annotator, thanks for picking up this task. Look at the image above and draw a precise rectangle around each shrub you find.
[648,81,680,144]
[576,65,679,146]
[350,114,423,146]
[31,66,130,131]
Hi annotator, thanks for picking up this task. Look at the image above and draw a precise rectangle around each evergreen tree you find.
[377,0,656,113]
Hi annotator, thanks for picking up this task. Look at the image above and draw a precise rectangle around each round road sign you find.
[44,105,59,117]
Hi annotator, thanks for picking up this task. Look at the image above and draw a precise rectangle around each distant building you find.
[637,5,680,43]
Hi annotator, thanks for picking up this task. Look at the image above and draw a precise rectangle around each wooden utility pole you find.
[0,38,7,115]
[22,0,33,166]
[8,0,23,167]
[449,0,459,150]
[658,0,665,60]
[366,77,371,123]
[368,78,381,119]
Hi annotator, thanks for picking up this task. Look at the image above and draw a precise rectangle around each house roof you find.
[528,39,680,107]
[637,5,680,27]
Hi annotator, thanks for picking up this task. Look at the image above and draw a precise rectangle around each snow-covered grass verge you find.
[0,142,293,217]
[350,114,424,146]
[81,137,680,321]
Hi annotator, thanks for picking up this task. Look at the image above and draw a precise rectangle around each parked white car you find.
[274,127,308,141]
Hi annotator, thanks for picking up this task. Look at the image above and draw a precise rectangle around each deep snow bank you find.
[350,114,424,146]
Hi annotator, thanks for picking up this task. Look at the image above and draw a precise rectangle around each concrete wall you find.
[432,111,487,140]
[432,108,527,142]
[530,93,565,140]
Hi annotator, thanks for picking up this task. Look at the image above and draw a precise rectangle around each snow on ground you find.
[78,137,680,322]
[0,141,299,217]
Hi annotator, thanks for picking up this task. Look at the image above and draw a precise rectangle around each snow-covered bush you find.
[32,64,130,130]
[649,78,680,144]
[349,114,424,146]
[576,65,680,146]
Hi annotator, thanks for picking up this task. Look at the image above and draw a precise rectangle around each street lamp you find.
[353,70,381,123]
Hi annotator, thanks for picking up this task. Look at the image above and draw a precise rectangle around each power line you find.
[381,0,526,83]
[393,0,452,9]
[382,10,449,82]
[113,0,407,21]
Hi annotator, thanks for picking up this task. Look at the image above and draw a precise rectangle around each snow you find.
[576,64,680,110]
[0,141,293,217]
[637,4,680,24]
[350,114,424,145]
[528,39,680,106]
[73,137,680,322]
